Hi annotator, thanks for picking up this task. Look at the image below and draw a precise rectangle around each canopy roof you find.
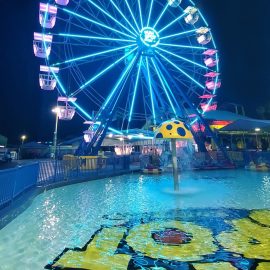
[220,118,270,132]
[203,110,249,121]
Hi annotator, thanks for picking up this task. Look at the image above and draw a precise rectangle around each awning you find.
[220,118,270,132]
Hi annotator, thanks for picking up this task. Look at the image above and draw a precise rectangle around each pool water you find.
[0,169,270,269]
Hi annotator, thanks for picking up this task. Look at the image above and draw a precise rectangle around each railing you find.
[0,163,39,208]
[38,155,136,187]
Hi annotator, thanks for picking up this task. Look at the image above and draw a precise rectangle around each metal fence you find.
[0,163,39,208]
[38,156,135,187]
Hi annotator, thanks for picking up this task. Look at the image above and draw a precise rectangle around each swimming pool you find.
[0,169,269,269]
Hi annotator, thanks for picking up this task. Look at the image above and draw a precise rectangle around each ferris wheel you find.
[34,0,221,155]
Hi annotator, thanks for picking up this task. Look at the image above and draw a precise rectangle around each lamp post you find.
[52,107,60,159]
[255,128,261,149]
[19,135,27,159]
[21,135,27,145]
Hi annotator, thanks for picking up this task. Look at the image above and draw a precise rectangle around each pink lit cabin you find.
[200,102,217,112]
[205,80,221,90]
[55,0,69,5]
[204,72,219,78]
[33,32,52,58]
[199,94,216,99]
[204,57,219,68]
[39,3,57,29]
[39,65,59,91]
[57,97,77,120]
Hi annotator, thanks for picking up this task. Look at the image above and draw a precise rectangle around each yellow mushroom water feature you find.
[155,119,193,191]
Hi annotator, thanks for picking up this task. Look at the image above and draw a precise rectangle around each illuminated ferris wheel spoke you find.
[53,44,136,66]
[57,33,136,43]
[145,57,157,125]
[151,58,177,116]
[98,54,138,117]
[153,3,169,28]
[128,56,142,123]
[137,0,143,28]
[157,52,205,89]
[109,0,139,35]
[159,43,207,50]
[147,0,154,27]
[62,8,136,40]
[156,47,208,69]
[155,62,182,113]
[86,0,137,37]
[158,13,185,34]
[71,47,138,97]
[160,29,197,40]
[123,0,141,32]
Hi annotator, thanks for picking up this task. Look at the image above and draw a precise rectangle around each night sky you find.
[0,0,270,144]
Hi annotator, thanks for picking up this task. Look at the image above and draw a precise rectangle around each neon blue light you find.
[71,101,123,134]
[58,33,135,43]
[53,74,67,95]
[137,0,143,28]
[71,101,92,119]
[153,3,169,28]
[160,29,197,40]
[100,54,137,114]
[74,47,137,95]
[151,59,177,116]
[124,0,140,31]
[87,0,137,37]
[62,8,135,40]
[159,43,207,50]
[55,44,135,66]
[156,47,207,69]
[110,0,139,35]
[147,0,154,27]
[128,56,142,123]
[145,58,156,125]
[190,118,198,125]
[158,13,185,33]
[157,52,205,89]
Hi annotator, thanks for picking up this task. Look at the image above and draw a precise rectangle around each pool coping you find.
[0,168,140,230]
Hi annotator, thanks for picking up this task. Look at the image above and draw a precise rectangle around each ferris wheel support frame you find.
[155,56,231,163]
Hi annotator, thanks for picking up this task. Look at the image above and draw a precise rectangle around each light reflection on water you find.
[0,169,269,269]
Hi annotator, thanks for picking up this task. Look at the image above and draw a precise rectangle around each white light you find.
[108,133,113,138]
[255,128,261,132]
[52,107,60,113]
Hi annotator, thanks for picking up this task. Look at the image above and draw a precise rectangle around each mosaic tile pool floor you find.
[46,208,270,270]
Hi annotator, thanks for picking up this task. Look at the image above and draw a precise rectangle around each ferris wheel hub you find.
[139,27,160,49]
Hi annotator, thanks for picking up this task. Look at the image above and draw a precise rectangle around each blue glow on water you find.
[0,170,269,269]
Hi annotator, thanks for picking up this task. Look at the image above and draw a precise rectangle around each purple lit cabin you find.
[33,32,52,58]
[39,3,57,29]
[39,65,59,91]
[55,0,69,5]
[57,97,76,120]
